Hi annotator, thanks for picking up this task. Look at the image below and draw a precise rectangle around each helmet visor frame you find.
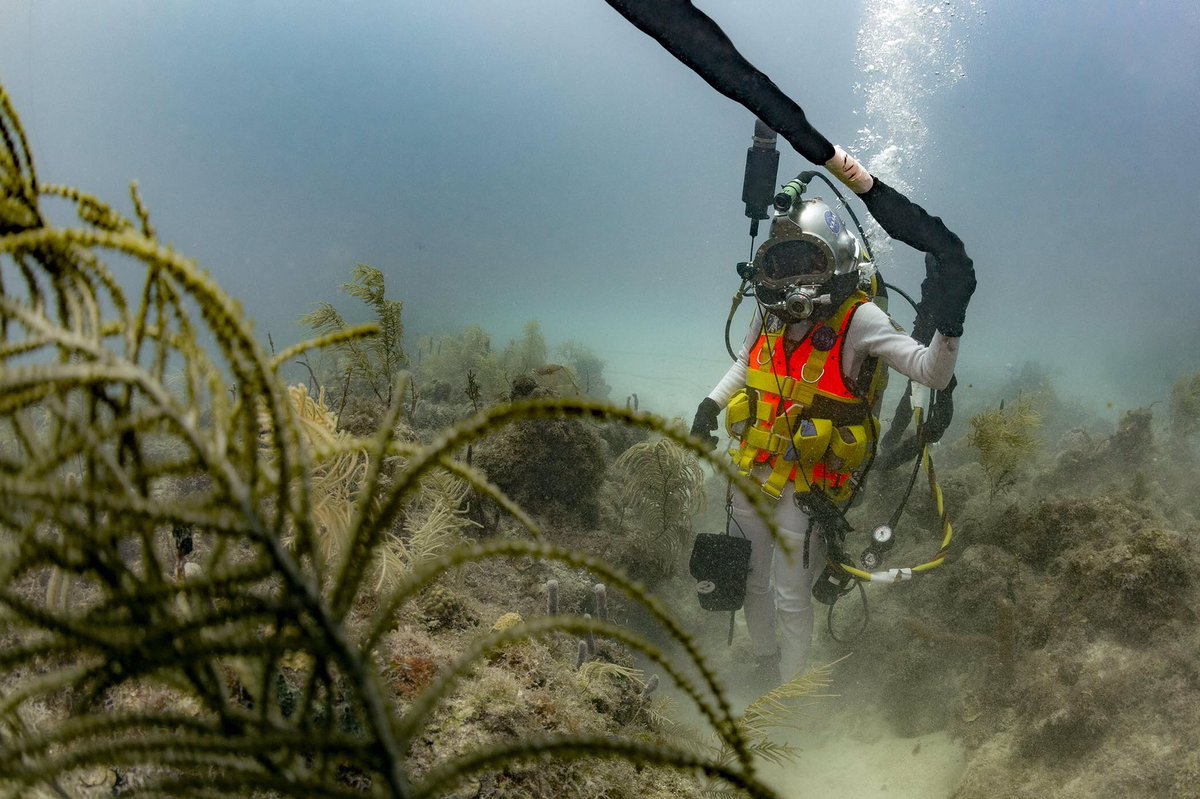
[751,199,863,293]
[755,238,834,289]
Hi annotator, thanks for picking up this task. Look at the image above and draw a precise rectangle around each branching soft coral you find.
[967,396,1042,494]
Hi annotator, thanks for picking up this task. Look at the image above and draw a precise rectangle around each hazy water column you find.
[853,0,983,197]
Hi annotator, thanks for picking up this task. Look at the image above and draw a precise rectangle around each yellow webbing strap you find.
[745,367,789,394]
[742,425,771,449]
[725,391,752,427]
[734,328,787,467]
[760,407,804,498]
[745,293,863,413]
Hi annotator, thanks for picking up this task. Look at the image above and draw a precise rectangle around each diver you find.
[690,157,974,689]
[596,0,976,691]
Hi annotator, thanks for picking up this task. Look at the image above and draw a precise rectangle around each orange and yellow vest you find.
[725,291,884,503]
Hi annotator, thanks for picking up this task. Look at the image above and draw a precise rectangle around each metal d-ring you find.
[800,363,824,384]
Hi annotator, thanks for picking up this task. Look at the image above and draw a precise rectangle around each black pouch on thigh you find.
[689,533,752,612]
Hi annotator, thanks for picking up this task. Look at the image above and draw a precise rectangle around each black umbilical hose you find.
[828,581,870,643]
[603,0,836,165]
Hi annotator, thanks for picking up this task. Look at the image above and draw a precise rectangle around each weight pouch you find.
[689,533,752,612]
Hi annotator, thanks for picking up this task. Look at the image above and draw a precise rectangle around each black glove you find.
[919,253,976,338]
[923,375,957,444]
[690,397,721,451]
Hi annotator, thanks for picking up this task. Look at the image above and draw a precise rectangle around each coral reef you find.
[1169,371,1200,440]
[500,320,548,377]
[810,372,1200,798]
[7,59,1199,797]
[556,339,612,400]
[474,413,611,529]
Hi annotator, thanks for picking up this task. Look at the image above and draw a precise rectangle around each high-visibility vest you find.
[725,291,883,502]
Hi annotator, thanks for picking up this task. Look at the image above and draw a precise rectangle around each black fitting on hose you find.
[743,119,780,222]
[812,557,856,606]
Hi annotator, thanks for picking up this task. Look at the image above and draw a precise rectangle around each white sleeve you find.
[706,309,763,407]
[846,301,959,390]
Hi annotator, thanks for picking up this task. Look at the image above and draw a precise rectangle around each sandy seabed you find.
[761,701,966,798]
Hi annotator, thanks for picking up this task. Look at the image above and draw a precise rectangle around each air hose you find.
[602,0,836,165]
[602,0,976,334]
[823,406,954,643]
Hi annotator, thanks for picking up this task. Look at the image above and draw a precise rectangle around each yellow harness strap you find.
[734,296,861,482]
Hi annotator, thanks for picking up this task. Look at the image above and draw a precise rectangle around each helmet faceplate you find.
[752,198,861,293]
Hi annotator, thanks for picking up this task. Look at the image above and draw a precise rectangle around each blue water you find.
[2,1,1195,418]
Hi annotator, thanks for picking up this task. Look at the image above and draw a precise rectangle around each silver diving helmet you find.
[751,197,864,322]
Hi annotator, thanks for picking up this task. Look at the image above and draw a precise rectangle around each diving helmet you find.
[751,197,863,322]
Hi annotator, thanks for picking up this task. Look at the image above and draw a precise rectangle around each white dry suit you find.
[706,301,959,680]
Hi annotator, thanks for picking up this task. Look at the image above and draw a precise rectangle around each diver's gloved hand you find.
[921,252,976,338]
[859,178,976,337]
[690,397,721,451]
[923,375,957,444]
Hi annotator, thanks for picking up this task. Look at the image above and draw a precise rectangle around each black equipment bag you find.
[689,533,752,612]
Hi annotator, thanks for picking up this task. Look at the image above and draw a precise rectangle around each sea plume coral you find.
[0,82,788,799]
[300,263,407,413]
[607,436,706,582]
[967,396,1041,494]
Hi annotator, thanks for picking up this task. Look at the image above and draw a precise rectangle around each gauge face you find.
[872,524,893,544]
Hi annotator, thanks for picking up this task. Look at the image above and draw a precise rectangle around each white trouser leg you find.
[774,518,826,680]
[731,491,778,658]
[731,483,824,671]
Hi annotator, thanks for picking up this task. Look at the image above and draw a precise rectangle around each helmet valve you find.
[780,286,831,320]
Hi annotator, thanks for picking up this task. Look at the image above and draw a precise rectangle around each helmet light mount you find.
[742,119,780,238]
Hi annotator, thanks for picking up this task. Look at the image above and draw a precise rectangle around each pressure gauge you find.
[862,523,896,569]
